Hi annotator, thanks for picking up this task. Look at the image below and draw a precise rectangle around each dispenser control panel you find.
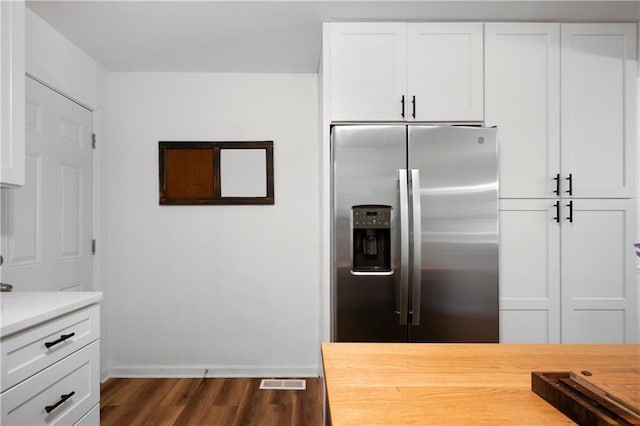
[352,206,391,229]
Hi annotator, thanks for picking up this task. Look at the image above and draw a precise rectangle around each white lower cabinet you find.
[74,404,99,426]
[1,299,101,426]
[1,304,100,392]
[1,341,99,425]
[560,199,637,343]
[499,199,637,343]
[499,199,560,343]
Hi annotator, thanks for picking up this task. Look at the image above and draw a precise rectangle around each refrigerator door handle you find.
[410,169,422,326]
[399,169,410,326]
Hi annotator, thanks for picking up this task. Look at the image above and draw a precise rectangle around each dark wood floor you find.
[100,377,323,426]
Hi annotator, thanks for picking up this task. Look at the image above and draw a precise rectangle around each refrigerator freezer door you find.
[332,125,408,342]
[408,126,499,342]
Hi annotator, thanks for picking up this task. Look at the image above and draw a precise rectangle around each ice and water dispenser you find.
[351,205,391,272]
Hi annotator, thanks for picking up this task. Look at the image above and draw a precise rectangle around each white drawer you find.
[1,304,99,392]
[74,404,99,426]
[1,340,100,425]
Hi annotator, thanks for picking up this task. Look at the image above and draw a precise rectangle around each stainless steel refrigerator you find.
[331,124,498,343]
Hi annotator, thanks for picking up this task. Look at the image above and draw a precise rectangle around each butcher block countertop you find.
[321,343,640,425]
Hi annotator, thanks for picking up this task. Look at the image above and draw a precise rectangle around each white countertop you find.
[0,292,103,338]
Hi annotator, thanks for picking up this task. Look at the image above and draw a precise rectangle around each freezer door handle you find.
[410,169,422,326]
[399,169,410,326]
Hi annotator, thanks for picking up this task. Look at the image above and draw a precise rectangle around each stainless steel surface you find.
[332,125,407,342]
[332,124,498,343]
[410,168,422,326]
[399,169,409,326]
[408,125,498,342]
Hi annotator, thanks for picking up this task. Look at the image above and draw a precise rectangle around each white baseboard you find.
[101,364,320,382]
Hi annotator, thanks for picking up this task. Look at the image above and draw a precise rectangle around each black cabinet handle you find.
[45,391,75,413]
[553,173,560,195]
[44,332,75,349]
[553,201,560,223]
[401,95,405,118]
[566,200,573,223]
[411,95,416,119]
[566,173,573,196]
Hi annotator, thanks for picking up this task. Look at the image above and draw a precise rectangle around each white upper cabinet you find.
[329,23,407,121]
[407,23,483,121]
[485,23,560,198]
[0,0,25,187]
[561,24,636,198]
[327,22,484,122]
[486,23,636,199]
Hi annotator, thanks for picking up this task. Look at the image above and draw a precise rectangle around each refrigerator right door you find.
[408,125,499,342]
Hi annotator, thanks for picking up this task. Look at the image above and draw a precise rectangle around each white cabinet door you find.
[0,0,25,187]
[407,23,483,121]
[485,23,560,198]
[561,24,636,198]
[329,23,407,121]
[561,199,637,343]
[499,200,560,343]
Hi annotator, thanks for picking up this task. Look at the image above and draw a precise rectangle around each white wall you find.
[25,9,105,110]
[105,72,320,377]
[24,7,111,375]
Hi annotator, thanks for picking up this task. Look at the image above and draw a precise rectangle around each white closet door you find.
[561,199,637,343]
[499,200,560,343]
[1,77,93,291]
[561,24,636,198]
[485,23,560,198]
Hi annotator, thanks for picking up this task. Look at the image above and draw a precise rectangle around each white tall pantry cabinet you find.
[486,23,637,343]
[325,21,638,344]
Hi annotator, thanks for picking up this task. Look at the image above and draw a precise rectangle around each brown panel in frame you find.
[159,141,274,205]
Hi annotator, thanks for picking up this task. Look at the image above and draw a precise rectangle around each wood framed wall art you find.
[159,141,274,205]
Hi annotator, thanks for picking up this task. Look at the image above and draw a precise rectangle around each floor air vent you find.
[259,379,306,390]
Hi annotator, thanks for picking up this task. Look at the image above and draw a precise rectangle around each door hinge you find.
[92,133,96,149]
[91,239,96,255]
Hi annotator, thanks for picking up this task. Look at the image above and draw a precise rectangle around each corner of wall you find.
[319,22,333,345]
[25,4,113,374]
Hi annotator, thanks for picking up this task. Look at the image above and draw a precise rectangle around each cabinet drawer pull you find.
[553,201,560,223]
[411,95,416,119]
[401,95,405,118]
[45,391,75,413]
[553,173,560,195]
[565,173,573,196]
[44,332,75,349]
[566,200,573,223]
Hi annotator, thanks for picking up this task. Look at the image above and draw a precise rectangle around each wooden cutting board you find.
[570,368,640,418]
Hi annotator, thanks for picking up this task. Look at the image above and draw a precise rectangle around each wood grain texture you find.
[571,368,640,417]
[322,343,640,425]
[100,377,322,426]
[532,372,640,425]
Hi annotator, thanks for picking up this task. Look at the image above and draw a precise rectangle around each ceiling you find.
[27,1,640,73]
